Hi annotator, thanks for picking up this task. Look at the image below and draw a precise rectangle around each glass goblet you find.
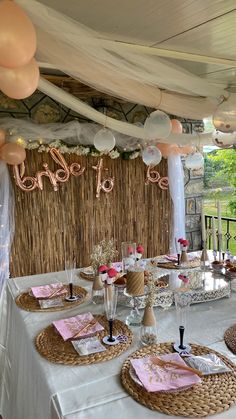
[102,285,119,345]
[173,289,192,353]
[65,258,78,301]
[124,269,145,326]
[121,242,136,272]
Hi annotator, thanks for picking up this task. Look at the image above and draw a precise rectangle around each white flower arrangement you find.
[27,142,40,150]
[108,149,120,159]
[24,140,141,160]
[129,150,141,159]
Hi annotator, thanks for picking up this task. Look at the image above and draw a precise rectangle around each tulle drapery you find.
[168,155,186,253]
[0,162,14,293]
[15,0,224,122]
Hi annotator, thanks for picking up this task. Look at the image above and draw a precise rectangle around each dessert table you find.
[0,267,236,419]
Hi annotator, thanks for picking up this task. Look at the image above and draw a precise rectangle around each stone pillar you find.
[184,166,204,250]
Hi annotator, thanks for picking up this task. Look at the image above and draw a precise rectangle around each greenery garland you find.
[25,139,141,160]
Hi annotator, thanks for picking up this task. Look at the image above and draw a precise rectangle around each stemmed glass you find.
[102,285,119,345]
[173,289,192,353]
[65,258,79,301]
[121,242,136,272]
[121,242,143,326]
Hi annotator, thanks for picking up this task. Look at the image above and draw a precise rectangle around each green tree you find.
[209,149,236,215]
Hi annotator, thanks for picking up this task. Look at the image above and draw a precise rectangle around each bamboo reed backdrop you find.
[10,150,171,277]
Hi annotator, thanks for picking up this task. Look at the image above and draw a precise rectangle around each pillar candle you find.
[201,206,206,242]
[217,201,222,235]
[212,217,217,251]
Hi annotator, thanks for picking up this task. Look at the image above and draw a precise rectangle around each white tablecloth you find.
[1,270,236,419]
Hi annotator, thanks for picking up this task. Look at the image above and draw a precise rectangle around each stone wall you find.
[184,165,204,250]
[0,90,204,250]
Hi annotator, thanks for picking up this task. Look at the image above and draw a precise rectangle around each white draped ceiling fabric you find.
[15,0,227,131]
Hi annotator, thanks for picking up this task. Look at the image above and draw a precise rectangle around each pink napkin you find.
[53,312,104,341]
[31,282,67,299]
[130,353,201,392]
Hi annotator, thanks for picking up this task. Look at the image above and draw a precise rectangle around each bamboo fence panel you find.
[9,150,171,277]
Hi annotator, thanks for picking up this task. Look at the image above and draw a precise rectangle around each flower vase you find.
[181,247,188,263]
[92,274,104,304]
[140,305,157,346]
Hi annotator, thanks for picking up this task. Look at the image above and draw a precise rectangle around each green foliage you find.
[228,199,236,216]
[204,152,229,188]
[208,149,236,188]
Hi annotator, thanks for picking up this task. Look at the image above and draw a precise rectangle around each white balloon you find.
[212,130,236,149]
[185,152,204,170]
[94,128,115,152]
[213,99,236,133]
[144,110,171,140]
[142,145,162,166]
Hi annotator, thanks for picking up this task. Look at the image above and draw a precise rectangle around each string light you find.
[16,137,27,147]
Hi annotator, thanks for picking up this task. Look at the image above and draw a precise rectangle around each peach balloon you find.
[0,143,26,165]
[0,1,36,68]
[171,119,183,134]
[156,143,180,157]
[179,146,196,155]
[0,128,6,147]
[0,59,39,99]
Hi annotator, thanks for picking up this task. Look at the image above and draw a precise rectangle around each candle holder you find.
[212,250,217,261]
[201,240,210,270]
[218,233,223,262]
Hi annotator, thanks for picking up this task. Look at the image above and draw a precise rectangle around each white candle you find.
[212,217,217,251]
[201,206,206,242]
[217,201,222,235]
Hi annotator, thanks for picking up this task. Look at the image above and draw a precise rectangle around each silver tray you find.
[123,271,231,309]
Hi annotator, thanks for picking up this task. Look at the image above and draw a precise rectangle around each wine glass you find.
[65,258,78,301]
[121,242,136,272]
[173,289,192,353]
[102,285,119,345]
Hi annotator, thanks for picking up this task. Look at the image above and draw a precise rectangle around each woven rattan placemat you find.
[79,271,95,281]
[15,285,88,312]
[224,325,236,354]
[35,315,133,365]
[121,342,236,418]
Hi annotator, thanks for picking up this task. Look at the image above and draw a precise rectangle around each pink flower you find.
[181,239,189,247]
[136,244,144,254]
[107,268,117,278]
[178,274,189,284]
[98,265,108,273]
[178,238,184,244]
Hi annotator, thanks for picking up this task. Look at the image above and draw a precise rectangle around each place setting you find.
[151,238,201,270]
[35,272,133,365]
[121,287,236,418]
[15,260,88,312]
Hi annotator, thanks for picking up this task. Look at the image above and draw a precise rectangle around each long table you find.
[0,269,236,419]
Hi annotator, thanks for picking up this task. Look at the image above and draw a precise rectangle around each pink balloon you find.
[0,128,6,147]
[171,119,183,134]
[0,1,36,68]
[0,143,26,165]
[0,59,39,99]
